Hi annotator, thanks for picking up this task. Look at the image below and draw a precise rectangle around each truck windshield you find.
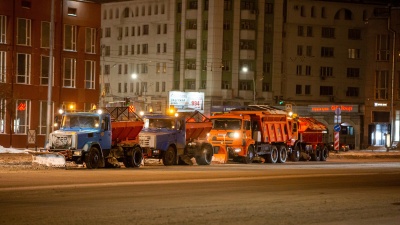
[146,118,175,129]
[62,115,100,129]
[212,119,241,130]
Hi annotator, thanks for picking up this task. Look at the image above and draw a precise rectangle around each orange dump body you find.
[111,120,144,142]
[296,117,327,144]
[258,114,290,143]
[104,106,144,144]
[183,111,212,141]
[229,107,290,144]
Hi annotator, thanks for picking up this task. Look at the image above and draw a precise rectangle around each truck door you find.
[99,115,112,149]
[175,119,185,150]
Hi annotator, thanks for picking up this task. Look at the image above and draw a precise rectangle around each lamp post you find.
[131,73,146,111]
[241,66,256,104]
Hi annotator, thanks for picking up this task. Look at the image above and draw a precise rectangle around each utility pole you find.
[45,0,55,142]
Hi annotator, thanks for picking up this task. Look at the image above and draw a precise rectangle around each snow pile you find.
[0,145,29,154]
[0,145,65,167]
[32,153,66,167]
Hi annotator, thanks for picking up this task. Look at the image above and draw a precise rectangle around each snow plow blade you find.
[211,146,228,164]
[28,151,66,168]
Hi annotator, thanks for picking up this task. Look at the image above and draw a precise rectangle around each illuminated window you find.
[0,99,5,133]
[14,100,30,134]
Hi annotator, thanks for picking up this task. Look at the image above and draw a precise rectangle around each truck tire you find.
[124,146,142,168]
[242,145,254,164]
[311,147,321,161]
[277,145,287,163]
[163,146,176,166]
[195,144,213,165]
[320,146,329,161]
[290,145,300,162]
[85,147,100,169]
[266,146,278,163]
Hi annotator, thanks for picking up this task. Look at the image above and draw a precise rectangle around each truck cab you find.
[139,111,214,166]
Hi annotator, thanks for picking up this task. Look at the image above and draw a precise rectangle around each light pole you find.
[241,66,256,104]
[131,73,146,111]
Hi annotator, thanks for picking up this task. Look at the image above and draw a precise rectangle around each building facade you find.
[100,0,400,150]
[0,0,101,148]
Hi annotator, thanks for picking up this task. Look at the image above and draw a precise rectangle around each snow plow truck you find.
[208,105,329,164]
[139,110,214,166]
[32,107,144,168]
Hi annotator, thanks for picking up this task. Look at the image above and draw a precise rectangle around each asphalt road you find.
[0,161,400,225]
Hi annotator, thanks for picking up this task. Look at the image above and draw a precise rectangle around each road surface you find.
[0,161,399,225]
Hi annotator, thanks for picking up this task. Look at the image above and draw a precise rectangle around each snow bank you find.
[0,146,29,154]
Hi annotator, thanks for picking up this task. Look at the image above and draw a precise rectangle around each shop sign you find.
[309,105,358,113]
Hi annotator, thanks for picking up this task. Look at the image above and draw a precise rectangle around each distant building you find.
[0,0,101,148]
[100,0,398,150]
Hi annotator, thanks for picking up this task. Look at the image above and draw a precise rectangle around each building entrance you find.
[368,124,390,146]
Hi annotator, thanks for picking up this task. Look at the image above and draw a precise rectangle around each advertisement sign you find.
[169,91,204,113]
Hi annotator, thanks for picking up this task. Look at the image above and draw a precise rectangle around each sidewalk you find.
[329,148,400,160]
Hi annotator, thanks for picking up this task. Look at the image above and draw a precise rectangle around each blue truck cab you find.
[139,111,214,166]
[45,107,144,169]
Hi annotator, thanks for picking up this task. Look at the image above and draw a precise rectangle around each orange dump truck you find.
[287,116,329,161]
[209,105,329,163]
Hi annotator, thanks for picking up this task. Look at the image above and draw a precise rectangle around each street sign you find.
[334,115,341,124]
[335,107,341,115]
[27,129,36,145]
[285,103,292,112]
[334,124,341,132]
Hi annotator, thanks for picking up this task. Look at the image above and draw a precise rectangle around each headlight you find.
[233,132,240,138]
[73,151,82,156]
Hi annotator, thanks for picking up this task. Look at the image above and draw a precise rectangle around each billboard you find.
[169,91,204,113]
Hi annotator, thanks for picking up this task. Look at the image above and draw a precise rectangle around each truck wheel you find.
[266,146,278,163]
[277,145,287,163]
[124,147,142,168]
[320,146,328,161]
[163,146,176,166]
[242,145,254,164]
[85,147,100,169]
[195,144,213,165]
[311,147,321,161]
[290,146,300,162]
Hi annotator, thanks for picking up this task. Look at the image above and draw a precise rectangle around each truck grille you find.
[139,135,155,148]
[50,134,73,149]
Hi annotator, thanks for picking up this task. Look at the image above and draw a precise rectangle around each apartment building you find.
[101,0,399,149]
[0,0,101,148]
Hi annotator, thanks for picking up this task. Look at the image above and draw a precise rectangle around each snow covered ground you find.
[0,145,30,154]
[0,145,66,167]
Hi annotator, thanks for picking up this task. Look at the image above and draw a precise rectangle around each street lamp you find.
[241,66,256,104]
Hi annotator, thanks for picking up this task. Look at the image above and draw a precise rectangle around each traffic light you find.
[124,97,130,106]
[278,96,284,105]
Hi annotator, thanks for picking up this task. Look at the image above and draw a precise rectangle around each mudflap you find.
[28,150,66,168]
[212,145,228,164]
